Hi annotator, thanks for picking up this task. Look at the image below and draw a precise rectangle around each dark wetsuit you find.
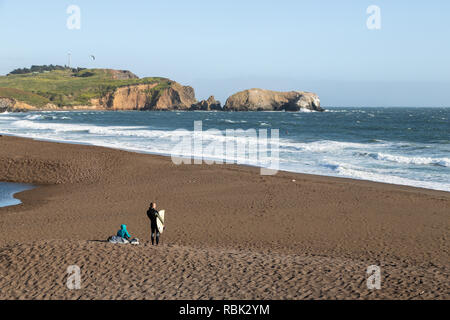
[147,208,161,245]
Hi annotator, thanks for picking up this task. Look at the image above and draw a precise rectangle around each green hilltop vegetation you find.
[8,64,83,75]
[0,66,172,108]
[0,87,51,108]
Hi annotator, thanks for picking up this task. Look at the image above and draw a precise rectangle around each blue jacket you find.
[117,224,131,239]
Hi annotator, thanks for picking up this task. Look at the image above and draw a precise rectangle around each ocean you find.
[0,108,449,192]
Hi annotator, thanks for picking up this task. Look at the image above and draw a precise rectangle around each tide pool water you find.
[0,182,34,208]
[0,107,449,192]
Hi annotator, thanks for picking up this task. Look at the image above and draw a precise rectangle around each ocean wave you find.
[222,119,248,124]
[12,120,154,135]
[320,161,450,192]
[24,114,65,121]
[362,152,450,167]
[279,140,382,152]
[11,120,271,144]
[324,109,347,113]
[0,115,17,121]
[24,114,44,120]
[366,139,385,143]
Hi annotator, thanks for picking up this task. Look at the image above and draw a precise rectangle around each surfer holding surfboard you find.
[146,202,165,245]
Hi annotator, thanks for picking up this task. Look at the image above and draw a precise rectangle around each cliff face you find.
[153,83,197,110]
[98,84,157,110]
[224,89,323,112]
[96,82,197,110]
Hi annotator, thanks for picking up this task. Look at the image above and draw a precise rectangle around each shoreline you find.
[0,135,448,299]
[1,132,449,195]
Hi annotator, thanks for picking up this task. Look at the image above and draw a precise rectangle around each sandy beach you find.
[0,135,448,300]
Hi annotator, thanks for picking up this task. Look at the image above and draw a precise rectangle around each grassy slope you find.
[0,87,50,107]
[0,69,172,107]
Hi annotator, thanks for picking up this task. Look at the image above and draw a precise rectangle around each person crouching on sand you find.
[117,224,132,241]
[147,202,164,245]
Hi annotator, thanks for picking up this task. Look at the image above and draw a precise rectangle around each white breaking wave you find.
[24,114,68,121]
[320,161,450,192]
[12,120,162,137]
[367,152,450,167]
[24,114,46,120]
[0,116,17,121]
[279,140,384,153]
[324,109,348,113]
[222,119,248,124]
[11,120,282,146]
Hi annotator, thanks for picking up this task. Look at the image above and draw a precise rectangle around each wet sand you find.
[0,135,448,299]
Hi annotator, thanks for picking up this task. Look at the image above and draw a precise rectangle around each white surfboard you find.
[157,210,165,234]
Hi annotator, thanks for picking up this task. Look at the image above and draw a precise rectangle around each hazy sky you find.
[1,0,449,106]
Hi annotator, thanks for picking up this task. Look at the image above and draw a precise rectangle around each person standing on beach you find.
[147,202,164,245]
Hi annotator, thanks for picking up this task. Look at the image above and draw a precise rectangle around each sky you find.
[0,0,449,107]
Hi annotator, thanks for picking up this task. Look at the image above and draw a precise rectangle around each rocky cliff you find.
[191,96,222,111]
[153,83,197,110]
[96,82,197,110]
[224,89,323,112]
